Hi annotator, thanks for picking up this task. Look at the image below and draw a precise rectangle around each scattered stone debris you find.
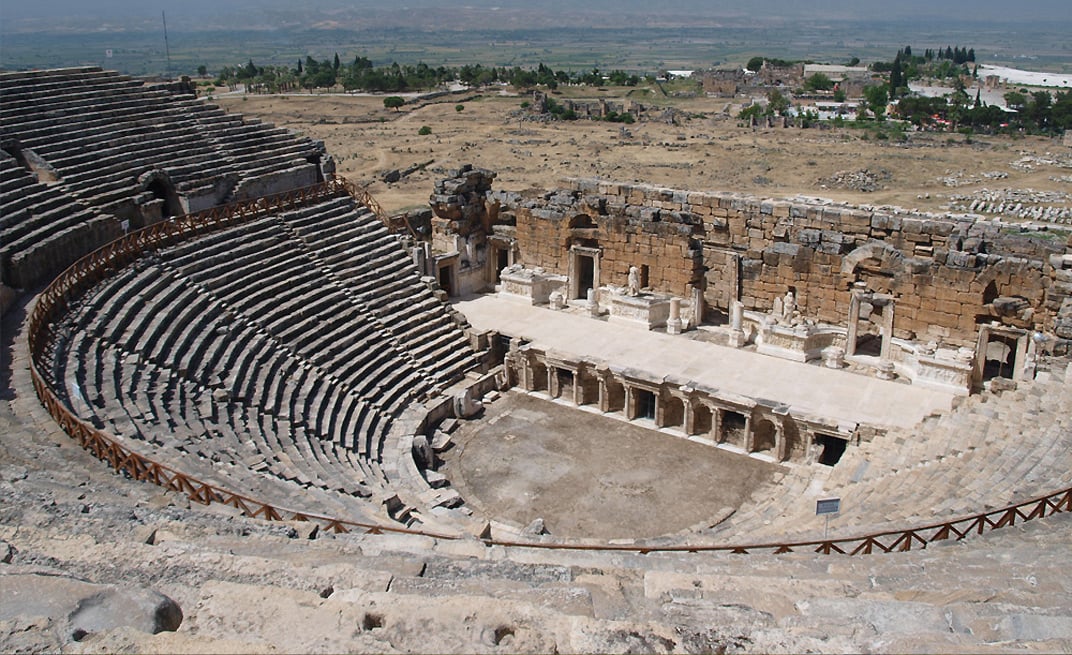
[1010,153,1072,172]
[948,188,1072,224]
[940,170,1008,187]
[382,159,434,184]
[818,168,891,192]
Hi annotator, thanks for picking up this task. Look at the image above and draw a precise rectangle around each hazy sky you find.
[3,0,1070,24]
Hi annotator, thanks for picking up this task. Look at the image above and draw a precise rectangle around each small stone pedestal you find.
[822,345,845,369]
[727,329,748,347]
[913,348,973,395]
[876,360,897,380]
[609,293,671,330]
[549,291,566,310]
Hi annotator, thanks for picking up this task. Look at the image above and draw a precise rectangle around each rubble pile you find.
[818,168,891,193]
[948,188,1072,224]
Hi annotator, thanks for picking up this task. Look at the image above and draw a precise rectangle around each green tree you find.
[863,84,889,119]
[1003,91,1027,111]
[738,104,763,122]
[197,64,208,77]
[383,96,405,111]
[948,85,970,130]
[766,89,790,116]
[418,125,432,135]
[804,72,833,92]
[746,56,765,72]
[888,53,904,97]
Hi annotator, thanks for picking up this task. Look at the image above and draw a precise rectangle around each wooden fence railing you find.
[24,178,1071,554]
[332,176,419,239]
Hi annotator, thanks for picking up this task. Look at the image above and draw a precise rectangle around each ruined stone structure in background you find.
[428,168,1072,394]
[701,62,877,99]
[527,91,681,124]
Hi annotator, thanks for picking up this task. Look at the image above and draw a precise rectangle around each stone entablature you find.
[502,338,853,464]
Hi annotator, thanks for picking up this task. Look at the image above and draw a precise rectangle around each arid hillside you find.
[216,91,1072,225]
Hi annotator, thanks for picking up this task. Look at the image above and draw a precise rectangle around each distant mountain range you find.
[3,0,1070,34]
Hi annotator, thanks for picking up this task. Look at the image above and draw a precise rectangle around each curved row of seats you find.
[0,67,326,288]
[0,152,122,287]
[51,195,482,526]
[713,374,1072,543]
[0,68,322,205]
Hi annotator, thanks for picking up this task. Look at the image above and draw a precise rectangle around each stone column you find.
[423,242,433,276]
[548,366,561,399]
[728,300,747,348]
[773,407,790,462]
[597,375,610,413]
[880,301,895,360]
[586,288,600,317]
[654,391,666,427]
[1013,334,1030,381]
[741,414,754,451]
[624,386,636,420]
[518,356,532,391]
[681,393,695,435]
[846,292,861,357]
[710,406,722,443]
[691,284,705,327]
[667,298,683,335]
[573,368,584,406]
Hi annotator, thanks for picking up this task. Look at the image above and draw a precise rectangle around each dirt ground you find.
[439,391,778,540]
[216,90,1072,216]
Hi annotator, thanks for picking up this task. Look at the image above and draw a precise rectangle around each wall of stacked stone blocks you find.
[497,178,1069,348]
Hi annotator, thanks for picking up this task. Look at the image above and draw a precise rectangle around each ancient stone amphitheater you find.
[1,67,1070,653]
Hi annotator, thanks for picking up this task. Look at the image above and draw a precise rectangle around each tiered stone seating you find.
[3,382,1070,655]
[0,67,325,285]
[714,374,1072,543]
[0,152,121,288]
[51,195,482,527]
[276,196,481,388]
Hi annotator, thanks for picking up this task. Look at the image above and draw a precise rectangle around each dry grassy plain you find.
[217,90,1072,218]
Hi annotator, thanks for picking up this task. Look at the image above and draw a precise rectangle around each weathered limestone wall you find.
[497,183,705,300]
[230,164,321,203]
[497,178,1066,347]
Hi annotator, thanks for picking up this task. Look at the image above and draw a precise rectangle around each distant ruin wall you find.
[497,179,1065,346]
[230,164,321,203]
